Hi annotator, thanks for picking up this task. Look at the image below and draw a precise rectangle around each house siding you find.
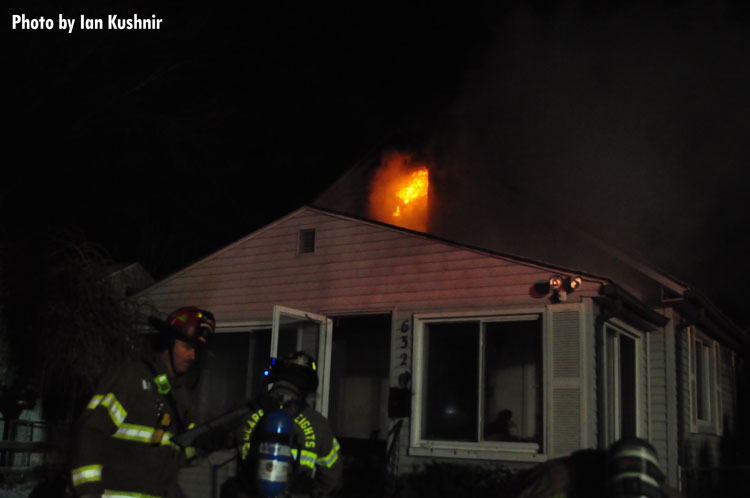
[140,209,603,323]
[647,322,674,485]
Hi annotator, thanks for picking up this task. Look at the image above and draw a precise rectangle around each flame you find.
[397,169,429,205]
[368,150,430,232]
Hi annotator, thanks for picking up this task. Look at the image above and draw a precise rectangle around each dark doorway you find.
[328,313,391,497]
[193,329,271,422]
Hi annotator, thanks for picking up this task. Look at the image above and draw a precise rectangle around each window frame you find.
[688,327,722,435]
[410,308,547,462]
[602,320,644,445]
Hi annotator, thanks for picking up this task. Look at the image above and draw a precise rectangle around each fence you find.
[1,419,50,470]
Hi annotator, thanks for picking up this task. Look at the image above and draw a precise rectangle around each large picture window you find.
[413,313,543,457]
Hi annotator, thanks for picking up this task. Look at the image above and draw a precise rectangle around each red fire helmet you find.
[151,306,215,347]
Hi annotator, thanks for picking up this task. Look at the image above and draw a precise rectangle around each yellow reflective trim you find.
[88,394,104,409]
[318,438,340,468]
[71,464,102,486]
[88,392,127,427]
[291,448,318,469]
[112,423,177,449]
[113,423,154,443]
[183,422,198,457]
[103,490,162,498]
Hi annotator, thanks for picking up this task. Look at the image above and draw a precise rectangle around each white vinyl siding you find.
[140,209,602,322]
[645,310,679,487]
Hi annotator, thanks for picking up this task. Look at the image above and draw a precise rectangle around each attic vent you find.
[298,229,316,254]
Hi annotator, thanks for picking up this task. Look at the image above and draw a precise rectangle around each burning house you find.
[135,149,747,496]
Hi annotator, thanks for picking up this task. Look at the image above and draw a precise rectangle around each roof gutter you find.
[595,284,669,332]
[672,289,749,350]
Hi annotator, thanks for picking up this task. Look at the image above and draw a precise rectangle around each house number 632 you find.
[399,319,410,365]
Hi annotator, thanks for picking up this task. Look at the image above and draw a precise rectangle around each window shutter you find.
[713,341,723,436]
[548,305,584,458]
[687,328,697,433]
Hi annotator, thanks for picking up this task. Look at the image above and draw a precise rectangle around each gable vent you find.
[298,229,316,254]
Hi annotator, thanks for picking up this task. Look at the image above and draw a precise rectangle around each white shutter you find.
[547,305,584,458]
[687,327,697,433]
[713,341,723,436]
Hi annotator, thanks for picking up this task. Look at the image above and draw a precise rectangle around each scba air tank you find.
[255,409,294,498]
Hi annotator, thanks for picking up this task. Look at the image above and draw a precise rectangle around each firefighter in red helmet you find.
[70,306,215,498]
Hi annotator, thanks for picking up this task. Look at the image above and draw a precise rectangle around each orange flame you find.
[397,169,429,205]
[368,151,429,232]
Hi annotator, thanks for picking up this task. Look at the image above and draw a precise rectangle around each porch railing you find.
[0,419,54,490]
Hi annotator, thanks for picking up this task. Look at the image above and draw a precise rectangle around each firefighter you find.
[70,306,216,498]
[505,437,684,498]
[222,351,342,498]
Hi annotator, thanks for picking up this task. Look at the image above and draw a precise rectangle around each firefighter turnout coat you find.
[238,403,342,497]
[70,354,198,498]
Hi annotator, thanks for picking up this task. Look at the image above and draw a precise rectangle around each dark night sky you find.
[4,1,750,329]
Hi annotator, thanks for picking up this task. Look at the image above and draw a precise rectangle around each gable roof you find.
[134,204,746,346]
[135,205,666,330]
[139,205,614,294]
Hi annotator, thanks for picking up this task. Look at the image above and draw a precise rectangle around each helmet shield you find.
[264,351,319,394]
[150,306,215,349]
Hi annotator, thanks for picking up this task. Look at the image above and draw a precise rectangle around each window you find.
[689,328,722,434]
[694,338,710,422]
[603,323,642,444]
[412,313,543,457]
[298,229,316,254]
